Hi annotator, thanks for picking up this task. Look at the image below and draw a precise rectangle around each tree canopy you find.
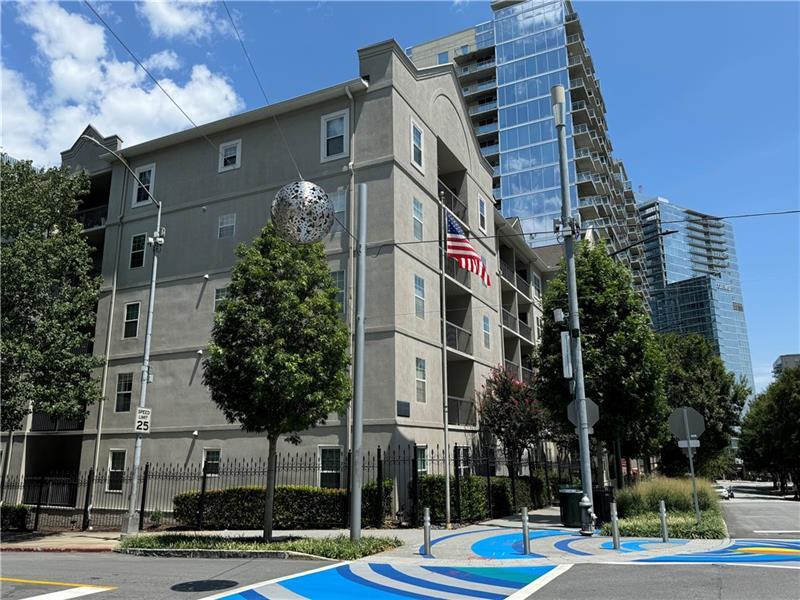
[202,221,351,538]
[658,333,748,476]
[533,242,668,462]
[1,161,103,432]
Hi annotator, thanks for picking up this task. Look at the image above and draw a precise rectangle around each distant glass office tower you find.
[638,197,755,395]
[408,0,647,297]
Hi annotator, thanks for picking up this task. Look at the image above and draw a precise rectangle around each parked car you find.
[713,484,730,500]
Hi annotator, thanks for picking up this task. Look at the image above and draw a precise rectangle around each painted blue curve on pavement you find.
[553,536,593,556]
[600,539,688,553]
[369,564,506,600]
[281,564,430,600]
[417,526,509,558]
[470,529,572,559]
[638,539,800,564]
[422,565,533,589]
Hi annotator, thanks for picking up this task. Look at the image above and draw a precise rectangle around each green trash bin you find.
[559,489,583,527]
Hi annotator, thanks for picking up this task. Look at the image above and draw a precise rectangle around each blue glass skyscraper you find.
[639,197,756,395]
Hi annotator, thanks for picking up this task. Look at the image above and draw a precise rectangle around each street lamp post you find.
[79,135,163,536]
[550,86,595,536]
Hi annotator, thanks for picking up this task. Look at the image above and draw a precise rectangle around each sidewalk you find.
[1,530,121,552]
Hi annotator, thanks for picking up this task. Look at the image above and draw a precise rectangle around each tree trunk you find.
[614,437,624,490]
[263,434,278,541]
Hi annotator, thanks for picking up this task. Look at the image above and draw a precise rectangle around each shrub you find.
[0,504,29,531]
[615,477,718,518]
[149,510,164,528]
[173,480,392,530]
[599,510,725,539]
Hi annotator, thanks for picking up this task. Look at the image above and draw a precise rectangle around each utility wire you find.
[222,0,304,181]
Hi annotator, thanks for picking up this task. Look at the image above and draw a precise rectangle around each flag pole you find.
[439,192,452,529]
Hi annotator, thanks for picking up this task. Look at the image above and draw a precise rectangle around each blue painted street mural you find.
[599,539,688,553]
[470,529,573,559]
[639,539,800,564]
[216,564,557,599]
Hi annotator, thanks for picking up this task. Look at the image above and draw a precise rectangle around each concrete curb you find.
[115,547,335,561]
[0,546,115,553]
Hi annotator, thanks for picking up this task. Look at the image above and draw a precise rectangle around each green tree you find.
[739,366,800,495]
[1,161,102,433]
[476,366,547,473]
[533,243,668,485]
[659,333,748,476]
[202,222,351,540]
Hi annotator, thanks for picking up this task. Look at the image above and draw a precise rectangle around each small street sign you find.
[560,331,573,379]
[678,439,700,448]
[134,407,152,434]
[568,398,599,434]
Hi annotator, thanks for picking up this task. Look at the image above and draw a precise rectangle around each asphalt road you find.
[0,552,326,599]
[722,497,800,539]
[529,564,800,600]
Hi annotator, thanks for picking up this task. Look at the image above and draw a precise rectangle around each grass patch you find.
[119,534,402,560]
[600,509,726,539]
[615,477,719,517]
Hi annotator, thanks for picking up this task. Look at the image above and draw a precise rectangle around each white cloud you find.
[1,2,244,166]
[136,1,232,41]
[143,49,182,73]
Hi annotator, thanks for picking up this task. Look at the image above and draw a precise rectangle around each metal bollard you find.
[659,499,669,542]
[610,500,620,550]
[520,506,530,555]
[423,507,431,556]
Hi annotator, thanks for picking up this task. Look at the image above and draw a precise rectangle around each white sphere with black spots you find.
[271,181,334,244]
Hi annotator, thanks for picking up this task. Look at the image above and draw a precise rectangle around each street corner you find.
[201,561,573,600]
[637,538,800,566]
[0,577,116,600]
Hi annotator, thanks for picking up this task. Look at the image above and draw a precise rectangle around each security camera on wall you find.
[192,430,199,438]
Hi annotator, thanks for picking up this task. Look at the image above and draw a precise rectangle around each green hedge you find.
[0,504,29,531]
[174,480,392,530]
[414,474,549,524]
[615,477,718,518]
[599,509,726,539]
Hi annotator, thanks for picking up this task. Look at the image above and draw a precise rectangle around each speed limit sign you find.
[134,408,152,433]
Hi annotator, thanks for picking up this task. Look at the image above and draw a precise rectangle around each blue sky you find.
[2,1,797,392]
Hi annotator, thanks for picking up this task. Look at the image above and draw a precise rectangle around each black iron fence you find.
[1,444,582,532]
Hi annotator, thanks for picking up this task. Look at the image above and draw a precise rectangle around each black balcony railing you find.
[445,259,471,289]
[447,396,477,427]
[518,320,533,341]
[30,412,85,432]
[439,181,468,224]
[504,360,520,378]
[75,205,108,230]
[502,308,517,331]
[446,321,472,354]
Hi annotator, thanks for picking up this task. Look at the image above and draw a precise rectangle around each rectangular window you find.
[415,358,426,403]
[411,122,424,171]
[455,446,471,477]
[319,447,342,488]
[332,270,345,314]
[203,449,221,475]
[416,445,428,475]
[396,401,411,418]
[412,197,424,241]
[479,198,487,232]
[532,272,542,300]
[414,275,425,319]
[218,140,241,172]
[115,373,133,412]
[214,287,229,312]
[132,164,155,207]
[321,110,349,161]
[331,190,346,232]
[483,314,491,349]
[123,302,140,339]
[437,51,449,65]
[130,233,146,269]
[218,214,236,239]
[536,316,543,342]
[107,450,126,492]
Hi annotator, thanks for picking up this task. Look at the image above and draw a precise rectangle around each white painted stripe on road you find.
[350,563,469,600]
[505,564,572,599]
[200,561,348,600]
[22,587,108,599]
[406,566,516,595]
[752,530,800,534]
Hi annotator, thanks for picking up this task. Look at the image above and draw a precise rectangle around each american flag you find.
[446,213,491,287]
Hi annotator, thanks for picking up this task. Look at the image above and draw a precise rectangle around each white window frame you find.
[412,197,424,241]
[202,448,222,476]
[318,445,342,488]
[106,449,126,492]
[214,287,229,312]
[218,213,236,239]
[218,139,242,173]
[331,189,346,233]
[455,445,471,477]
[129,233,147,269]
[320,109,349,162]
[131,163,155,208]
[410,120,424,173]
[115,372,133,413]
[415,445,428,475]
[331,270,345,314]
[478,197,487,232]
[483,314,491,349]
[532,272,542,300]
[414,275,425,319]
[123,302,140,339]
[415,357,427,403]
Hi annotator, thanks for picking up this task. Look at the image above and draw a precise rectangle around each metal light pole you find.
[349,183,367,541]
[79,135,164,536]
[550,86,595,536]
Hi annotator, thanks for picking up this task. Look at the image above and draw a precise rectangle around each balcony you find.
[462,79,496,97]
[448,396,476,427]
[30,412,85,432]
[75,205,108,230]
[521,366,534,382]
[445,258,471,289]
[499,260,515,283]
[480,144,499,157]
[518,320,532,341]
[474,121,499,136]
[502,308,517,331]
[468,100,497,116]
[446,321,472,355]
[505,360,520,378]
[438,181,469,225]
[459,59,496,78]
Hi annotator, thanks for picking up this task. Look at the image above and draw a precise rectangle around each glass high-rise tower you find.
[408,0,648,297]
[638,197,755,395]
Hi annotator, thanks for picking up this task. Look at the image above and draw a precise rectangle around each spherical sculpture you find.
[271,181,334,244]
